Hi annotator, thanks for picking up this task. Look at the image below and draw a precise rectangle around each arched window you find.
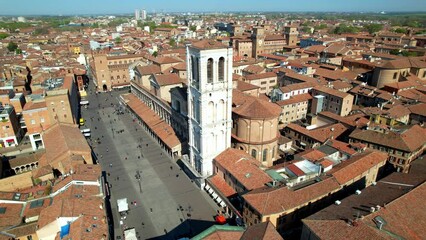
[207,58,213,83]
[191,56,197,80]
[263,149,268,162]
[218,57,225,81]
[251,149,257,158]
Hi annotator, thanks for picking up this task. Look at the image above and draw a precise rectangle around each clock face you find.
[258,39,263,45]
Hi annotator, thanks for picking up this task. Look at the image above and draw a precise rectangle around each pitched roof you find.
[135,64,161,75]
[286,123,348,143]
[276,93,312,106]
[43,123,92,168]
[243,177,341,215]
[23,101,47,111]
[214,148,273,191]
[349,125,426,152]
[232,90,281,119]
[191,40,227,50]
[303,180,426,240]
[408,103,426,117]
[153,73,183,86]
[330,151,388,185]
[244,72,277,81]
[313,85,352,99]
[122,94,181,149]
[240,221,283,240]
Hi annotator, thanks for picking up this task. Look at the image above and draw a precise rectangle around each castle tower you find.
[187,40,233,177]
[252,27,265,58]
[284,26,298,46]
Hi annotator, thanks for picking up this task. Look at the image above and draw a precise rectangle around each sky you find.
[0,0,425,15]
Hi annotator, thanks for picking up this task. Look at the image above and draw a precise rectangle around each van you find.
[79,118,85,126]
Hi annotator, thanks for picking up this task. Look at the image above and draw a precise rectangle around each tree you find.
[15,48,22,54]
[33,27,49,35]
[7,41,18,52]
[364,24,383,34]
[393,28,407,34]
[0,33,8,39]
[190,26,197,31]
[115,37,122,44]
[333,24,359,34]
[152,51,158,57]
[314,23,328,30]
[169,38,176,47]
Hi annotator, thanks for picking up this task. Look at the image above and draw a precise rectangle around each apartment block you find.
[311,85,354,116]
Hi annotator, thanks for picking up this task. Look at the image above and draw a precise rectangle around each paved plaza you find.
[81,85,219,239]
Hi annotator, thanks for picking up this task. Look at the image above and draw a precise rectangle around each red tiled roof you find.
[122,94,181,150]
[214,148,272,191]
[286,123,348,143]
[276,93,312,106]
[232,90,281,119]
[349,125,426,152]
[209,175,237,198]
[243,177,341,215]
[244,72,276,81]
[153,73,183,86]
[286,163,305,176]
[330,151,388,185]
[191,39,227,50]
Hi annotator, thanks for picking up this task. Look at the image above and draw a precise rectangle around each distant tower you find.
[284,26,298,46]
[187,40,233,177]
[252,27,265,58]
[135,9,141,20]
[141,9,147,20]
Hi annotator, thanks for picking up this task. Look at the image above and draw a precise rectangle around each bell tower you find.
[252,27,265,58]
[187,40,233,177]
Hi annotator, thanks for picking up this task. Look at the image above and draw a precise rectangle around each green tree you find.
[115,37,122,44]
[15,48,22,54]
[0,33,8,39]
[152,51,158,57]
[314,24,328,30]
[169,38,176,47]
[7,41,18,52]
[364,24,383,34]
[392,28,407,34]
[333,24,359,34]
[33,27,49,35]
[190,26,197,31]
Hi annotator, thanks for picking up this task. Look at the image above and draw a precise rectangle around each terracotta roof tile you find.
[349,125,426,152]
[153,73,183,86]
[232,90,281,119]
[330,151,388,185]
[123,94,181,149]
[286,123,348,143]
[243,177,341,215]
[209,175,237,198]
[191,40,228,50]
[214,148,273,191]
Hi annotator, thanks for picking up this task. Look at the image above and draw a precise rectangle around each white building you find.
[141,9,147,20]
[135,9,141,20]
[187,40,233,178]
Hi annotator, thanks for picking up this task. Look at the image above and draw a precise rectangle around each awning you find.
[6,139,14,143]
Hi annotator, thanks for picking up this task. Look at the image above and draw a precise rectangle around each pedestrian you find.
[150,208,153,212]
[109,163,112,167]
[146,143,148,147]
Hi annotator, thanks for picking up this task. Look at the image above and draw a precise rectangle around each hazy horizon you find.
[1,0,425,16]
